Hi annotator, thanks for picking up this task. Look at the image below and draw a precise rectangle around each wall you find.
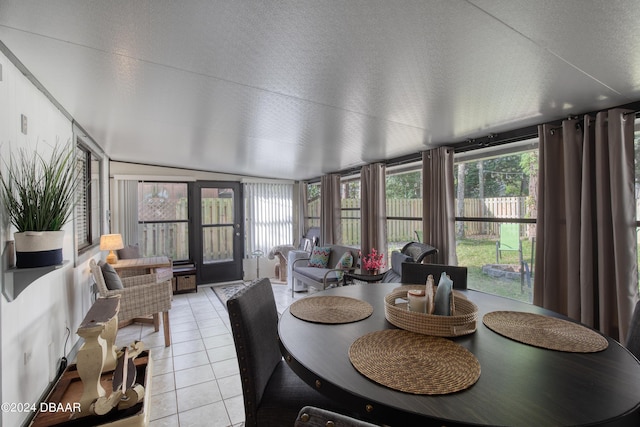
[0,50,102,427]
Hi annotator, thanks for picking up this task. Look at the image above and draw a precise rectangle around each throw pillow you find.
[117,244,140,259]
[308,246,331,268]
[434,272,453,316]
[334,251,354,281]
[99,260,124,290]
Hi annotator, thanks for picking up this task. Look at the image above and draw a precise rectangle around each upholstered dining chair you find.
[89,259,172,346]
[227,278,357,427]
[626,300,640,360]
[295,406,379,427]
[401,263,468,290]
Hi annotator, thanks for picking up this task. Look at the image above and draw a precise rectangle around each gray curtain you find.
[534,109,638,342]
[361,163,387,259]
[320,173,342,245]
[422,147,457,265]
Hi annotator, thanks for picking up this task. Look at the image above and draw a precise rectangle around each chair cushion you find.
[294,266,341,284]
[308,246,331,268]
[391,251,413,276]
[99,261,123,290]
[117,244,140,259]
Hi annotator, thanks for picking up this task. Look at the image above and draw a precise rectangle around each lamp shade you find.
[100,234,124,251]
[100,234,124,264]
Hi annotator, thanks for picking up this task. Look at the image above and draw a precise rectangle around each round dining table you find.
[277,283,640,426]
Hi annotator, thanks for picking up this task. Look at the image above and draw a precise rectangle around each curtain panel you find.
[422,147,457,265]
[112,179,139,246]
[361,163,387,260]
[534,109,638,342]
[320,174,342,245]
[244,182,294,256]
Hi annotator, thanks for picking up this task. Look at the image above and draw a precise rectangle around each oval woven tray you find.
[349,329,481,395]
[384,287,478,337]
[483,311,609,353]
[290,296,373,324]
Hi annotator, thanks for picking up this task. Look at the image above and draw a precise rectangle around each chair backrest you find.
[498,223,520,251]
[401,241,438,263]
[227,278,281,423]
[626,300,640,360]
[299,227,321,251]
[295,406,378,427]
[401,263,468,290]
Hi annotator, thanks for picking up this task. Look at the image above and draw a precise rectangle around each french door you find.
[193,181,244,283]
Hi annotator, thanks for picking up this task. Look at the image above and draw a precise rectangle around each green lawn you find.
[456,237,534,303]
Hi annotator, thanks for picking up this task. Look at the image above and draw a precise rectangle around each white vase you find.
[14,231,64,268]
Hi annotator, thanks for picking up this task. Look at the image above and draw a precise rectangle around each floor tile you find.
[173,350,210,372]
[207,344,236,363]
[212,358,239,379]
[172,339,206,356]
[151,372,176,395]
[149,414,179,427]
[178,401,230,427]
[176,380,223,412]
[149,391,178,421]
[217,374,243,399]
[174,364,215,389]
[224,395,246,426]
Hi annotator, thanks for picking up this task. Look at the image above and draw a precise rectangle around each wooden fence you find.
[140,196,533,259]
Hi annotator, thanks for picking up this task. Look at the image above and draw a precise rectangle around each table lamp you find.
[100,234,124,264]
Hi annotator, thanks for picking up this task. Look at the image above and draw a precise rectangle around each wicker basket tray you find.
[384,286,478,337]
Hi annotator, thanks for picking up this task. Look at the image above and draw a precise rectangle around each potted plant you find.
[0,142,80,268]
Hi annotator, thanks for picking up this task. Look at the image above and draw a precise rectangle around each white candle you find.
[408,289,427,313]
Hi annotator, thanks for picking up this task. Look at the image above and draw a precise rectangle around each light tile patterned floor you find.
[116,280,301,427]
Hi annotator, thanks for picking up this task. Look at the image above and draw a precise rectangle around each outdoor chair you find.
[89,259,172,346]
[401,263,468,290]
[295,406,379,427]
[227,278,356,426]
[400,241,438,263]
[495,223,523,264]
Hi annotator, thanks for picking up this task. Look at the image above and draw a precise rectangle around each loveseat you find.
[291,245,359,296]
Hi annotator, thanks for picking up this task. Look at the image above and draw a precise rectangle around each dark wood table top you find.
[278,283,640,426]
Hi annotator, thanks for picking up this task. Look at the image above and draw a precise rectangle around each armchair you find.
[268,227,320,281]
[89,259,173,347]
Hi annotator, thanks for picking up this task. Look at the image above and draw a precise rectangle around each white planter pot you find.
[14,231,64,268]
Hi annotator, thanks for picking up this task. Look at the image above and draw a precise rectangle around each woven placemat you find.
[349,329,481,395]
[483,311,609,353]
[290,296,373,324]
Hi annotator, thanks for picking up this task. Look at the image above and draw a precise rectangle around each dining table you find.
[277,283,640,426]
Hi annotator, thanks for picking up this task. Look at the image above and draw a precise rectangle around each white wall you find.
[0,50,102,427]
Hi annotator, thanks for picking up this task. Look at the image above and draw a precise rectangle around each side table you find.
[343,269,387,285]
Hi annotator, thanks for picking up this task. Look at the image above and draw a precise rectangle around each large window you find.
[386,163,422,256]
[138,182,189,261]
[454,141,538,303]
[76,142,101,252]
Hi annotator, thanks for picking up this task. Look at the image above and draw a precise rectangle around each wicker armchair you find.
[89,259,172,346]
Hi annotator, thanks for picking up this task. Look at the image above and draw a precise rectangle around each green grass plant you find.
[0,143,79,232]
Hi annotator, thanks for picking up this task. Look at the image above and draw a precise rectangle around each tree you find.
[386,171,421,199]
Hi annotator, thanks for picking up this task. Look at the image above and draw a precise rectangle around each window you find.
[138,182,190,261]
[341,176,360,247]
[305,182,320,231]
[386,163,423,256]
[454,141,538,303]
[244,182,293,256]
[75,142,101,252]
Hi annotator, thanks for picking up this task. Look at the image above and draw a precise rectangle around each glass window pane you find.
[386,219,423,255]
[138,222,189,260]
[139,182,189,221]
[202,226,234,263]
[201,188,234,225]
[456,220,533,303]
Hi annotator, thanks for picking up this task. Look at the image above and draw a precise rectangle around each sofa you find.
[291,245,359,296]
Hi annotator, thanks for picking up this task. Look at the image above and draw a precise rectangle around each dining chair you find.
[227,278,357,426]
[401,263,468,290]
[626,300,640,360]
[295,406,379,427]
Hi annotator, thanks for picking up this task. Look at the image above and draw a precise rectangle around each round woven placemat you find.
[483,311,609,353]
[349,329,481,395]
[290,296,373,324]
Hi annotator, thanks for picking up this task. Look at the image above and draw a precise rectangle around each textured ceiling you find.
[1,0,639,180]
